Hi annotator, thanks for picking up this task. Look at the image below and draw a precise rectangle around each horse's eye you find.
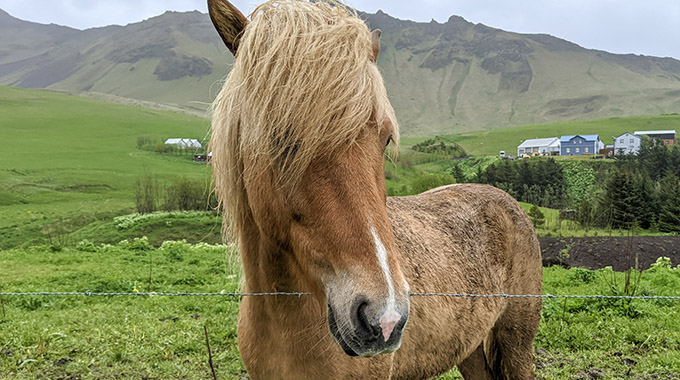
[385,134,393,148]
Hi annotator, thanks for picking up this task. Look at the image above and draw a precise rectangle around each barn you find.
[164,138,203,149]
[634,130,676,146]
[517,137,560,157]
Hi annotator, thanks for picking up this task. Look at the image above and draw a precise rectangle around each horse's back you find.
[387,183,540,277]
[387,184,542,379]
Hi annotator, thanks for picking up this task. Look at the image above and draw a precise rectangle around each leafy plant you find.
[528,204,546,227]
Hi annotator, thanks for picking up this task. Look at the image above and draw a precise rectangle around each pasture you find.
[2,86,676,249]
[1,241,679,379]
[0,86,213,249]
[3,86,680,378]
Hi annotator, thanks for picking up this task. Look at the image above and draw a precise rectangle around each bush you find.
[76,239,97,252]
[411,137,467,158]
[135,174,161,214]
[160,240,192,262]
[134,174,217,214]
[117,236,153,251]
[528,204,545,227]
[113,211,215,230]
[163,177,217,211]
[410,173,456,194]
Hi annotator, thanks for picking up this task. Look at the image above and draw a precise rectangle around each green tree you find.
[450,163,466,183]
[597,170,636,229]
[528,204,545,227]
[658,173,680,232]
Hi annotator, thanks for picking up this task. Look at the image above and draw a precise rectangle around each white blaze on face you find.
[370,225,401,342]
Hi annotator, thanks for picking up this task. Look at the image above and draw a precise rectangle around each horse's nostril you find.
[356,301,380,338]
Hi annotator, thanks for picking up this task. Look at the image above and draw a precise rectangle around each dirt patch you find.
[539,236,680,271]
[56,184,113,193]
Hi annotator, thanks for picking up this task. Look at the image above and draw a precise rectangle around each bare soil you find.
[539,236,680,271]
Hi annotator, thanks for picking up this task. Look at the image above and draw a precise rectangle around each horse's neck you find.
[237,228,335,375]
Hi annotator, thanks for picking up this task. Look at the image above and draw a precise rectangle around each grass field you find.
[0,86,213,249]
[1,242,679,379]
[3,86,680,378]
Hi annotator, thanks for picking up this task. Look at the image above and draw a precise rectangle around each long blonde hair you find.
[210,0,398,243]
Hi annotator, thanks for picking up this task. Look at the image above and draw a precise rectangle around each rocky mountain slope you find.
[2,8,680,135]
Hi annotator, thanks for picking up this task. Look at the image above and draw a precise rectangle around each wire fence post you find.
[204,325,218,380]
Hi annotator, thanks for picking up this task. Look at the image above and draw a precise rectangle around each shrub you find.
[117,236,153,251]
[410,173,455,194]
[135,174,160,214]
[160,240,191,262]
[76,239,97,252]
[528,204,545,227]
[163,177,217,212]
[113,211,215,230]
[411,137,467,158]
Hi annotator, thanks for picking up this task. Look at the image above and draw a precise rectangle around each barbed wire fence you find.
[2,288,678,379]
[2,291,680,300]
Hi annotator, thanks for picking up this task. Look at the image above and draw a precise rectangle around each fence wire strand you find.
[1,291,680,300]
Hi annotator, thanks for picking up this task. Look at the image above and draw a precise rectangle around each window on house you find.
[620,139,624,143]
[585,147,589,153]
[576,148,580,153]
[630,139,634,143]
[579,140,582,144]
[566,148,571,153]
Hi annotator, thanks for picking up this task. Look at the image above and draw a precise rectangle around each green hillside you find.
[2,8,680,135]
[402,114,680,156]
[0,86,215,248]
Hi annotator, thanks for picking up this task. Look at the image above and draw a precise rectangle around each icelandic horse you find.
[208,0,542,378]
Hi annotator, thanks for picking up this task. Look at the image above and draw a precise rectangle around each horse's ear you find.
[208,0,249,56]
[370,29,381,62]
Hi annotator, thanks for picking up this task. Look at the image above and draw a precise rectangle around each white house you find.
[164,138,202,149]
[613,132,641,155]
[517,137,560,157]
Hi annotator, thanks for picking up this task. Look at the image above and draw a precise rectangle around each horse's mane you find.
[210,0,399,242]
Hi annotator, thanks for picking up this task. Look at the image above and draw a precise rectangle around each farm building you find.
[164,138,202,149]
[634,130,676,146]
[613,132,641,155]
[560,135,603,156]
[517,137,560,156]
[600,145,615,156]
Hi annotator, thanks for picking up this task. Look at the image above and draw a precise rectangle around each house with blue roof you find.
[560,135,603,156]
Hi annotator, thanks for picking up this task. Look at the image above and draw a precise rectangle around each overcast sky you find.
[1,0,679,59]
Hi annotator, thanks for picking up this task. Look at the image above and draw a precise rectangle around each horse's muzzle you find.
[327,298,408,357]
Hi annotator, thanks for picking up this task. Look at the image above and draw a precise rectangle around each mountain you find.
[2,8,680,135]
[0,10,232,116]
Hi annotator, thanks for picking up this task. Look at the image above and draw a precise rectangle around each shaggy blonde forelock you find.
[210,0,399,243]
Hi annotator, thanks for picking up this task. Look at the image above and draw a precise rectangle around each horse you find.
[208,1,542,378]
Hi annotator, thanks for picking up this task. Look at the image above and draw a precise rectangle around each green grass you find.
[0,86,213,249]
[401,114,680,157]
[0,240,244,380]
[2,243,679,379]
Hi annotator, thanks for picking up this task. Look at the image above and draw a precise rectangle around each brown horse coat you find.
[207,1,542,378]
[234,184,542,379]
